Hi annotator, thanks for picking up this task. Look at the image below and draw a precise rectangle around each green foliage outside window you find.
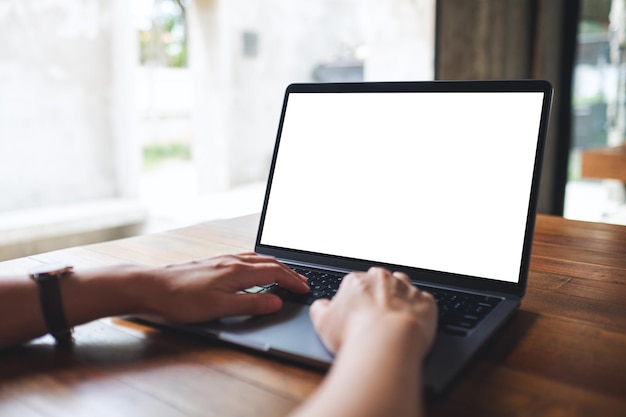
[139,0,187,68]
[143,143,191,171]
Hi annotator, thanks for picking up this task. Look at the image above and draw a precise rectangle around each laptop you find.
[140,80,553,395]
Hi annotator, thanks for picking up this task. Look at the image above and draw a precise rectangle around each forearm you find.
[0,265,148,349]
[292,317,426,417]
[0,254,308,348]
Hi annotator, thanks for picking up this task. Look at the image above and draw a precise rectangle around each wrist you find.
[343,312,426,360]
[29,264,75,346]
[321,313,425,417]
[60,264,152,325]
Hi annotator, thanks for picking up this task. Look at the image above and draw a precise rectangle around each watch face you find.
[29,262,73,277]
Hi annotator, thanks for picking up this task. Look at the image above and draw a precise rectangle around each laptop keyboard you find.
[423,287,502,336]
[267,266,503,336]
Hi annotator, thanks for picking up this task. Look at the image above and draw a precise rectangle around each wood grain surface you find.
[1,214,625,417]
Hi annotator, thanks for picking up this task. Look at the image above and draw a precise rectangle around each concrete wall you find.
[0,1,144,260]
[0,0,141,212]
[189,0,435,192]
[0,0,434,205]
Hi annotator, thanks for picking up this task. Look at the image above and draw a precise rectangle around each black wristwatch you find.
[29,263,74,347]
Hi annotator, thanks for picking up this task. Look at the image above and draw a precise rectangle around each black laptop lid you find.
[255,80,553,297]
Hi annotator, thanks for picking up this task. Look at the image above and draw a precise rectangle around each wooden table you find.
[1,214,625,417]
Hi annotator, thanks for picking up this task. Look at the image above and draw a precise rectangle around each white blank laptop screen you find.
[260,91,545,283]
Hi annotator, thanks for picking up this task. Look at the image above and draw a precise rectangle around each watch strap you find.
[31,267,74,347]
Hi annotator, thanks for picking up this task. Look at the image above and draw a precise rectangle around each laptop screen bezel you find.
[254,80,553,297]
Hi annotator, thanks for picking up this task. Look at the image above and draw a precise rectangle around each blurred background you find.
[0,0,624,261]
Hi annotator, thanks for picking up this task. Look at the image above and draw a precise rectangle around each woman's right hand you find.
[309,267,437,360]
